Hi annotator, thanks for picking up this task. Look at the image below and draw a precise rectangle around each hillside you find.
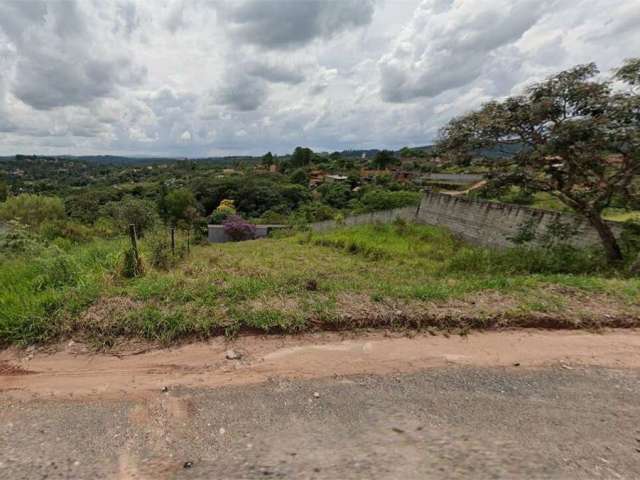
[1,223,639,348]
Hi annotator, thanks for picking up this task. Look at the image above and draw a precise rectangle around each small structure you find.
[207,224,287,243]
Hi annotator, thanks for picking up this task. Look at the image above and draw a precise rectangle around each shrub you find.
[0,194,65,228]
[120,248,145,278]
[357,189,421,212]
[145,232,187,270]
[223,215,256,241]
[210,198,237,224]
[100,197,158,236]
[0,222,41,255]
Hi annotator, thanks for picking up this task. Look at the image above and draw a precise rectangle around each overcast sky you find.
[0,0,638,157]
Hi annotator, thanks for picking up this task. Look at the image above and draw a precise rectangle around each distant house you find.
[325,174,348,182]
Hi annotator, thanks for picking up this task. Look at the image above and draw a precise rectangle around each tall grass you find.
[1,222,639,346]
[0,239,123,345]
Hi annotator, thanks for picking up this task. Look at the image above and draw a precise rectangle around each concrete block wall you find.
[310,206,419,233]
[415,191,621,248]
[308,192,621,249]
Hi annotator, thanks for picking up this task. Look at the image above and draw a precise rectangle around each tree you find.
[164,188,200,227]
[290,147,314,167]
[100,197,158,236]
[261,151,274,166]
[0,180,7,202]
[437,60,640,264]
[371,150,396,169]
[289,168,309,186]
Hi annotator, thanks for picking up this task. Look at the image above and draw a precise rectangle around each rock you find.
[313,392,320,398]
[513,362,521,367]
[226,349,242,360]
[183,461,193,469]
[219,427,226,435]
[161,386,169,393]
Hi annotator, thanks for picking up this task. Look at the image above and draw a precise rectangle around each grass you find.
[1,222,639,348]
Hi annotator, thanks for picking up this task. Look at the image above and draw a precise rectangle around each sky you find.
[0,0,638,157]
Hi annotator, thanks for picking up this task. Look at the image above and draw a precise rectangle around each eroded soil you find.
[2,329,640,399]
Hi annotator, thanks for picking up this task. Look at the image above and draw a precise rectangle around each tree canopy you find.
[438,59,640,264]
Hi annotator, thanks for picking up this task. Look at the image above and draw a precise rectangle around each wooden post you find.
[128,224,139,259]
[171,227,176,256]
[187,229,190,254]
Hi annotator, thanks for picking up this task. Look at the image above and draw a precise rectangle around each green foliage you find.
[210,199,237,224]
[0,180,7,202]
[164,188,199,227]
[120,248,145,278]
[438,59,640,263]
[0,222,41,255]
[290,146,314,167]
[145,231,187,270]
[371,150,397,169]
[2,223,640,347]
[318,182,352,209]
[357,189,421,212]
[290,201,336,224]
[0,194,65,228]
[261,151,274,166]
[100,197,158,235]
[289,168,309,186]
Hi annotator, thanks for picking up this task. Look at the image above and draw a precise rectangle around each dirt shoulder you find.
[2,329,640,399]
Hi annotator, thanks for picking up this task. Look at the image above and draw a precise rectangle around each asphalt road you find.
[2,365,640,479]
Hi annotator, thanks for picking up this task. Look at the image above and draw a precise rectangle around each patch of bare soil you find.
[0,361,35,376]
[78,296,143,331]
[2,329,640,400]
[331,291,640,331]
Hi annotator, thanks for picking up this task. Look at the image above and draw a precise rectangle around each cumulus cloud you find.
[0,0,638,156]
[243,60,306,85]
[213,70,269,111]
[0,0,146,110]
[215,0,375,49]
[379,0,551,102]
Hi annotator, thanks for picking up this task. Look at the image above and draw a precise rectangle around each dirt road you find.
[2,330,640,479]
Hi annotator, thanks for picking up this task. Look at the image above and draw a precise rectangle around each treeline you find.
[0,146,429,249]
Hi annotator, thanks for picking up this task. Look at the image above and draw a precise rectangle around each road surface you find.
[1,330,640,479]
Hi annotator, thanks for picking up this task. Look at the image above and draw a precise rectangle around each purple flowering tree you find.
[223,215,257,241]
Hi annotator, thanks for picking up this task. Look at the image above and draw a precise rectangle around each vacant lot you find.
[1,223,639,347]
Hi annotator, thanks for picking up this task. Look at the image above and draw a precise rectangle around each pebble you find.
[313,392,320,398]
[226,349,242,360]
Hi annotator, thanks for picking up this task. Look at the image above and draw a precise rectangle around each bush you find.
[0,222,42,255]
[223,215,256,241]
[357,189,421,212]
[0,194,65,228]
[100,197,158,236]
[39,220,94,243]
[145,232,187,270]
[210,199,236,224]
[120,248,145,278]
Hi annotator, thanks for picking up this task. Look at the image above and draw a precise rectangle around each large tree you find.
[438,60,640,264]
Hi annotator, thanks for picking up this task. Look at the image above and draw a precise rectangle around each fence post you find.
[171,227,176,256]
[128,224,139,260]
[187,229,190,254]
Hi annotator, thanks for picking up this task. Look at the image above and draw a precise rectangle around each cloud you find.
[216,0,375,49]
[0,0,146,110]
[213,70,268,111]
[378,0,551,102]
[0,0,638,157]
[243,60,305,85]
